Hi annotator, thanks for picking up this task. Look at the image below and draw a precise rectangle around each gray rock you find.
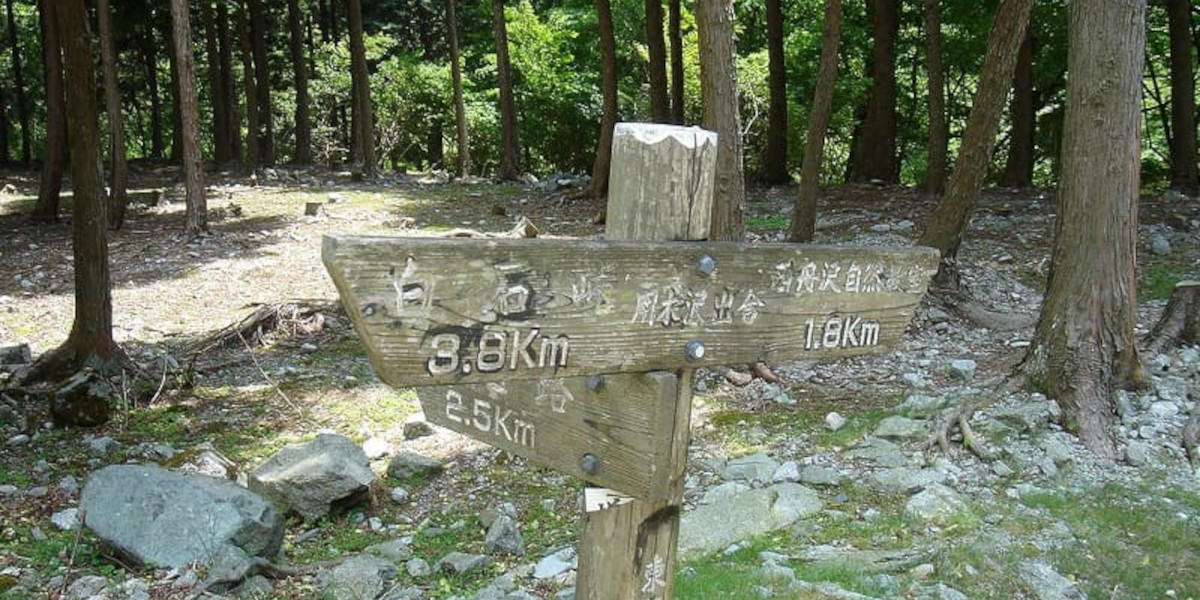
[795,545,930,574]
[113,580,153,600]
[799,465,841,487]
[437,552,490,575]
[923,583,969,600]
[723,453,779,484]
[788,580,887,599]
[990,401,1060,433]
[825,412,847,431]
[248,433,376,521]
[1125,441,1152,466]
[67,575,109,599]
[770,483,824,524]
[1019,561,1087,600]
[58,475,80,496]
[947,359,977,381]
[406,557,432,578]
[904,484,968,525]
[387,450,445,481]
[1148,401,1180,419]
[897,394,950,417]
[991,461,1015,477]
[845,438,911,467]
[391,486,411,505]
[81,464,283,569]
[1042,437,1074,466]
[1151,233,1172,256]
[701,481,752,504]
[362,437,391,459]
[0,484,16,496]
[317,554,398,600]
[534,547,577,579]
[484,514,525,556]
[6,433,29,446]
[870,468,946,495]
[382,586,427,600]
[772,461,801,483]
[760,562,796,583]
[365,538,414,561]
[174,449,239,480]
[679,484,821,558]
[87,435,121,457]
[51,508,80,531]
[230,575,273,598]
[403,414,435,439]
[874,416,929,441]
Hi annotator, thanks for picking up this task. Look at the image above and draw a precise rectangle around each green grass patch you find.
[288,514,392,563]
[120,403,191,441]
[1139,261,1192,301]
[324,390,419,436]
[746,214,790,232]
[812,409,891,449]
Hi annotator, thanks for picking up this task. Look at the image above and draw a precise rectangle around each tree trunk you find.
[0,84,8,162]
[6,0,30,163]
[923,0,947,194]
[587,0,619,199]
[668,0,684,124]
[494,0,520,180]
[288,0,312,164]
[202,0,232,165]
[217,1,241,163]
[1144,281,1200,354]
[171,0,208,237]
[762,0,788,184]
[645,0,670,122]
[97,0,129,229]
[446,0,470,177]
[145,28,165,161]
[346,0,376,176]
[1000,27,1035,188]
[249,0,275,165]
[239,0,260,168]
[917,0,1033,289]
[697,0,745,241]
[848,0,899,183]
[788,0,843,243]
[32,0,64,223]
[167,14,183,164]
[1021,0,1145,459]
[1167,0,1198,194]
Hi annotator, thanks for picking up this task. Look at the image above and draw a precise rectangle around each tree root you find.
[921,400,995,461]
[1143,281,1200,355]
[749,362,782,383]
[188,556,349,598]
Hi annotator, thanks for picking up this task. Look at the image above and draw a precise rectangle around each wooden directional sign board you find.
[323,235,939,388]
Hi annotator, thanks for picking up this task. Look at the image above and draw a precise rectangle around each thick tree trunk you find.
[1022,0,1145,459]
[171,0,208,238]
[238,0,260,168]
[587,0,619,199]
[789,0,843,243]
[917,0,1033,289]
[446,0,470,177]
[923,0,947,194]
[1167,0,1198,194]
[202,0,232,165]
[494,0,520,180]
[33,0,64,223]
[697,0,745,241]
[1144,282,1200,354]
[217,1,241,163]
[762,0,788,184]
[98,0,130,229]
[249,0,275,165]
[6,0,30,163]
[645,0,670,122]
[1000,28,1035,189]
[346,0,376,176]
[848,0,899,183]
[288,0,312,164]
[668,0,684,124]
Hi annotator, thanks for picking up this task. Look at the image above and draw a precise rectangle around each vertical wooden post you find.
[576,123,717,600]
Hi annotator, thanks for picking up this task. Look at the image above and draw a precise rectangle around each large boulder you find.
[678,483,822,558]
[81,464,283,569]
[248,433,376,521]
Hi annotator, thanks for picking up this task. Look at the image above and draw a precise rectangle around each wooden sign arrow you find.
[323,236,938,388]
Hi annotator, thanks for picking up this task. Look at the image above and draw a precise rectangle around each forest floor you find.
[0,164,1198,600]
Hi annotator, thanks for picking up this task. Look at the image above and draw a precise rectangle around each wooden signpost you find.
[323,123,938,599]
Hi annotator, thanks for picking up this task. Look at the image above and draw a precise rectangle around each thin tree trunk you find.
[288,0,312,164]
[33,0,64,223]
[1167,0,1198,193]
[239,0,260,168]
[789,0,843,243]
[923,0,948,194]
[848,0,899,183]
[171,0,208,237]
[646,0,670,122]
[588,0,619,199]
[762,0,788,183]
[6,0,30,163]
[202,0,232,165]
[1000,27,1034,188]
[1021,0,1145,459]
[697,0,745,241]
[446,0,470,177]
[145,28,165,161]
[346,0,376,176]
[167,15,183,164]
[0,84,8,162]
[668,0,684,124]
[249,0,275,165]
[493,0,520,180]
[217,1,241,163]
[98,0,129,229]
[917,0,1033,289]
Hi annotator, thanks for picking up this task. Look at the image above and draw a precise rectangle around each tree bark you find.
[1144,281,1200,354]
[249,0,275,165]
[202,0,232,165]
[171,0,208,237]
[32,0,64,223]
[0,83,8,162]
[97,0,130,229]
[923,0,947,194]
[697,0,745,241]
[645,0,670,122]
[1167,0,1198,194]
[145,26,165,161]
[346,0,376,176]
[494,0,520,180]
[288,0,312,164]
[587,0,619,199]
[848,0,899,183]
[917,0,1033,289]
[446,0,470,177]
[167,14,183,164]
[762,0,788,184]
[1000,27,1034,188]
[238,0,260,168]
[668,0,684,124]
[788,0,843,243]
[1021,0,1145,459]
[6,0,30,163]
[217,1,241,163]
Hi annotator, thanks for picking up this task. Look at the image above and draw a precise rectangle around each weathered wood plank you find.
[416,372,678,500]
[323,236,938,388]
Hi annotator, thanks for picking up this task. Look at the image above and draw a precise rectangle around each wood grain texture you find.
[323,236,938,388]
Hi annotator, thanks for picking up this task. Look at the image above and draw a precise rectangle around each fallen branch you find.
[188,300,337,355]
[189,556,350,598]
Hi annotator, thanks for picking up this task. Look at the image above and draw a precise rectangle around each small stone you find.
[0,484,17,496]
[1151,234,1172,256]
[902,372,929,388]
[1125,441,1152,466]
[68,575,109,598]
[50,508,80,531]
[947,359,977,381]
[87,436,121,457]
[437,552,490,575]
[300,343,318,353]
[484,515,525,557]
[910,563,936,580]
[904,484,968,525]
[772,461,801,483]
[387,451,444,481]
[824,412,847,431]
[403,414,435,440]
[723,453,779,484]
[1149,401,1180,419]
[365,538,414,562]
[874,416,929,441]
[405,558,432,578]
[5,433,29,446]
[799,466,841,487]
[534,547,577,579]
[991,461,1015,477]
[390,487,411,505]
[362,437,391,460]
